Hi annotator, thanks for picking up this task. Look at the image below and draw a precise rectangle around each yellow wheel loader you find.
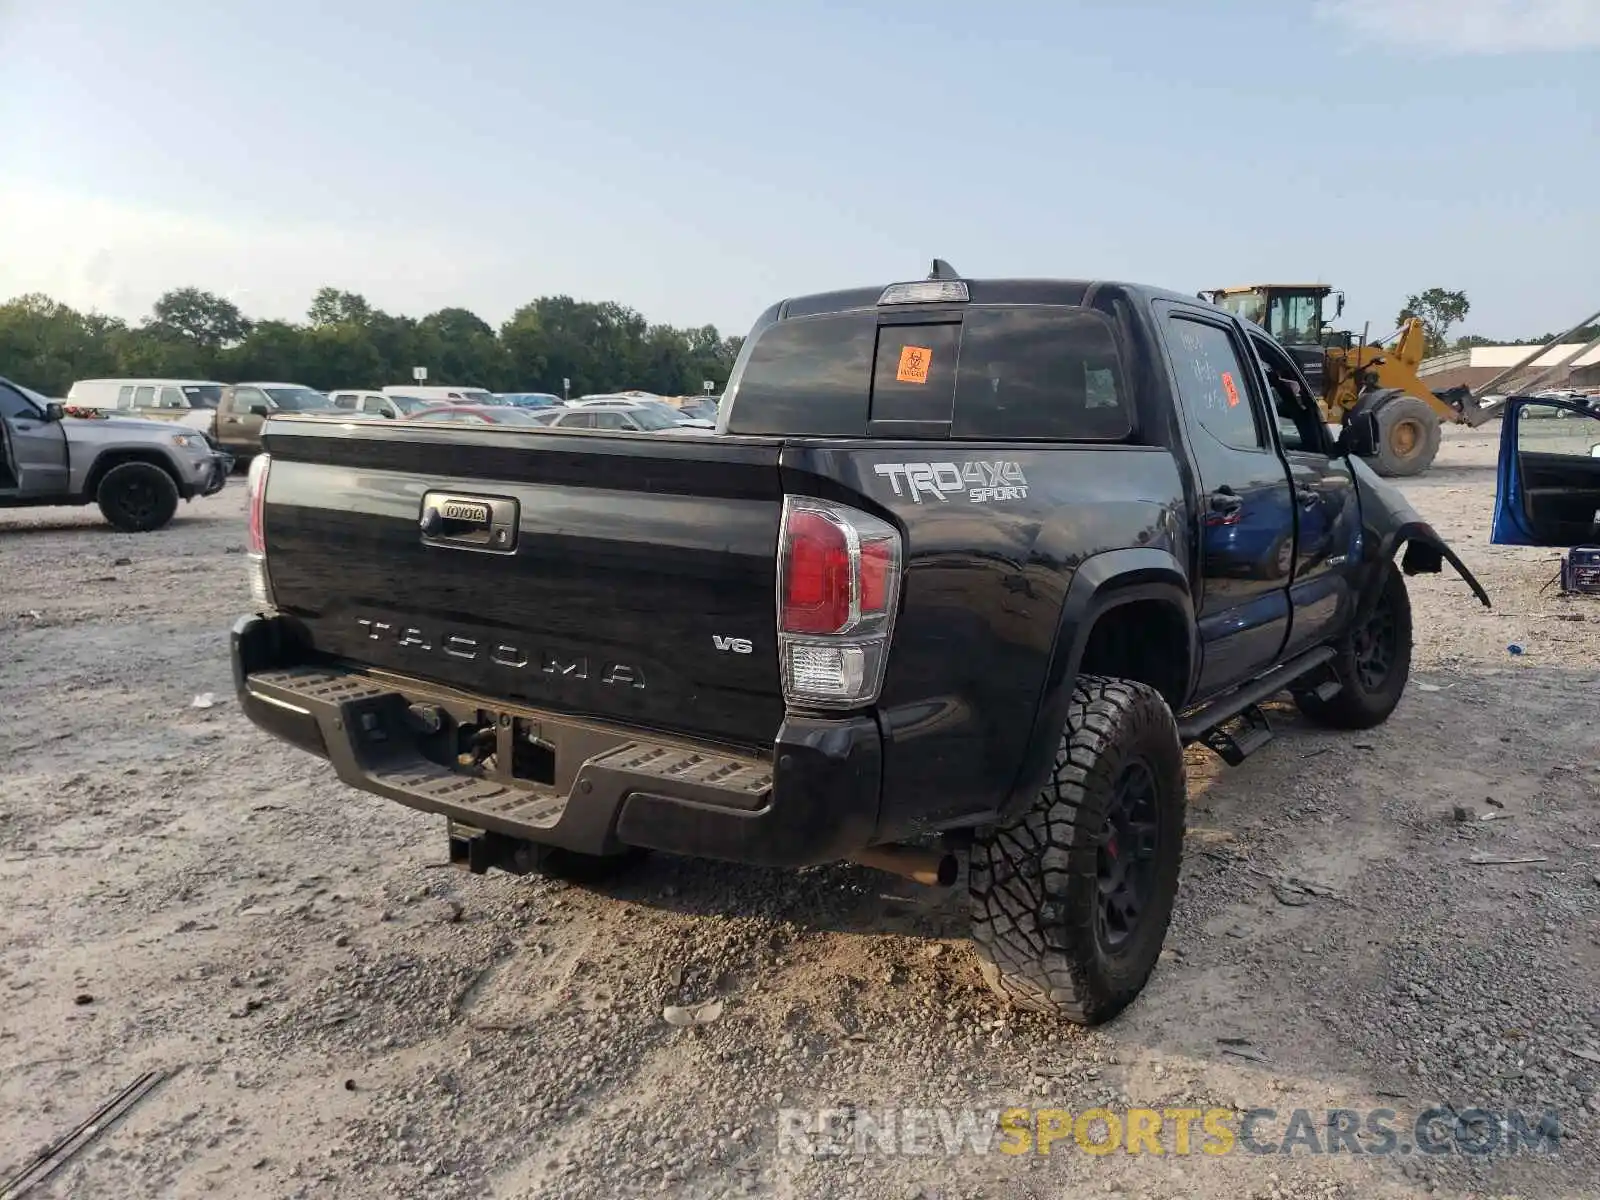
[1200,284,1499,477]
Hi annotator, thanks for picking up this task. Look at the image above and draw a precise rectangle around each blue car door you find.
[1493,397,1600,546]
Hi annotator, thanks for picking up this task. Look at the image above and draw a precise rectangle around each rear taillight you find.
[777,497,902,708]
[246,454,274,608]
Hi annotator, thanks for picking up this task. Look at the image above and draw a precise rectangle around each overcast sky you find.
[1,0,1595,340]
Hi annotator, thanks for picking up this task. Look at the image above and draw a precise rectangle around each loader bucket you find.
[1436,385,1502,428]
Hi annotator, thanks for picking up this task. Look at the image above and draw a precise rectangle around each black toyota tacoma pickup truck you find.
[233,267,1489,1024]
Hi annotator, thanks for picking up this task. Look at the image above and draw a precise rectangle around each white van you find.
[66,378,225,434]
[382,385,501,406]
[68,378,226,415]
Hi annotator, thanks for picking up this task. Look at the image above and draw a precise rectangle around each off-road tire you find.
[1294,560,1413,730]
[96,462,179,532]
[1370,394,1442,478]
[969,677,1186,1025]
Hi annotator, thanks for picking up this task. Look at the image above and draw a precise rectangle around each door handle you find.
[1209,489,1242,515]
[224,417,240,424]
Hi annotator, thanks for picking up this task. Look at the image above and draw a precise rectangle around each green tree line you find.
[1399,288,1596,357]
[0,286,745,399]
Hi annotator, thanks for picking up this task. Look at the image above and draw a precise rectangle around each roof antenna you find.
[928,259,961,281]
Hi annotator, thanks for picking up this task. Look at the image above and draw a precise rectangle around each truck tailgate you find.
[260,420,787,751]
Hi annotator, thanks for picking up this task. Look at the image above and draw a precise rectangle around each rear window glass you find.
[727,314,875,437]
[728,304,1132,441]
[871,323,959,424]
[951,308,1132,441]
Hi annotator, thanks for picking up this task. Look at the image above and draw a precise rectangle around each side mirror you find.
[1334,291,1346,319]
[43,401,65,423]
[1336,411,1379,459]
[248,404,271,417]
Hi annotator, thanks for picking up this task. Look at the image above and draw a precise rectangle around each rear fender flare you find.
[1000,548,1194,820]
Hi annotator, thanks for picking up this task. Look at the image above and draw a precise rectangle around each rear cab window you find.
[952,308,1131,440]
[726,304,1134,442]
[871,323,960,428]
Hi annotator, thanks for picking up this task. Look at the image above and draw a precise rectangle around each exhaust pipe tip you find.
[848,843,960,888]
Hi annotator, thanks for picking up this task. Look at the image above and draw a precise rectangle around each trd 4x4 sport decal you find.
[873,461,1029,504]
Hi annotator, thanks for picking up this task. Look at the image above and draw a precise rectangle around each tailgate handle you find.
[420,492,519,555]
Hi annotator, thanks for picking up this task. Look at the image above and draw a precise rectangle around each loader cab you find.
[1204,285,1345,392]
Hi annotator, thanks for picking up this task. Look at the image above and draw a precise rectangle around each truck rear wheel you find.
[1294,560,1412,730]
[1370,394,1441,477]
[97,462,179,532]
[969,676,1185,1025]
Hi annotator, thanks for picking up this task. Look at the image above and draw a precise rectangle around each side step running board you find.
[1201,705,1274,766]
[1176,646,1337,751]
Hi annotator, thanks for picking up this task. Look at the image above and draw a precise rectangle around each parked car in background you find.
[206,383,340,462]
[2,374,230,531]
[403,406,553,426]
[66,378,335,463]
[329,390,437,420]
[570,396,714,428]
[498,392,564,410]
[675,397,720,422]
[384,385,502,406]
[545,403,709,434]
[65,379,226,431]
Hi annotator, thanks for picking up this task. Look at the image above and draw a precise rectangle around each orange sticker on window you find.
[896,345,932,384]
[1222,371,1240,408]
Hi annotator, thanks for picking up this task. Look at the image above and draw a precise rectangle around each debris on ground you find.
[0,1069,169,1198]
[662,999,726,1027]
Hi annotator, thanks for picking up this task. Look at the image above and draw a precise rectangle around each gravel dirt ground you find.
[2,425,1598,1200]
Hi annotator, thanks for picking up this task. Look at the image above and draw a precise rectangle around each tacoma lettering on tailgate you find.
[355,619,646,688]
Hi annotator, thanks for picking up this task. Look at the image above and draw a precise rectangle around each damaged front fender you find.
[1350,457,1492,609]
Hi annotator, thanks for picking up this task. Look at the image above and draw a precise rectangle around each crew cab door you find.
[1493,397,1600,545]
[0,380,69,497]
[1156,303,1293,696]
[1247,331,1362,653]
